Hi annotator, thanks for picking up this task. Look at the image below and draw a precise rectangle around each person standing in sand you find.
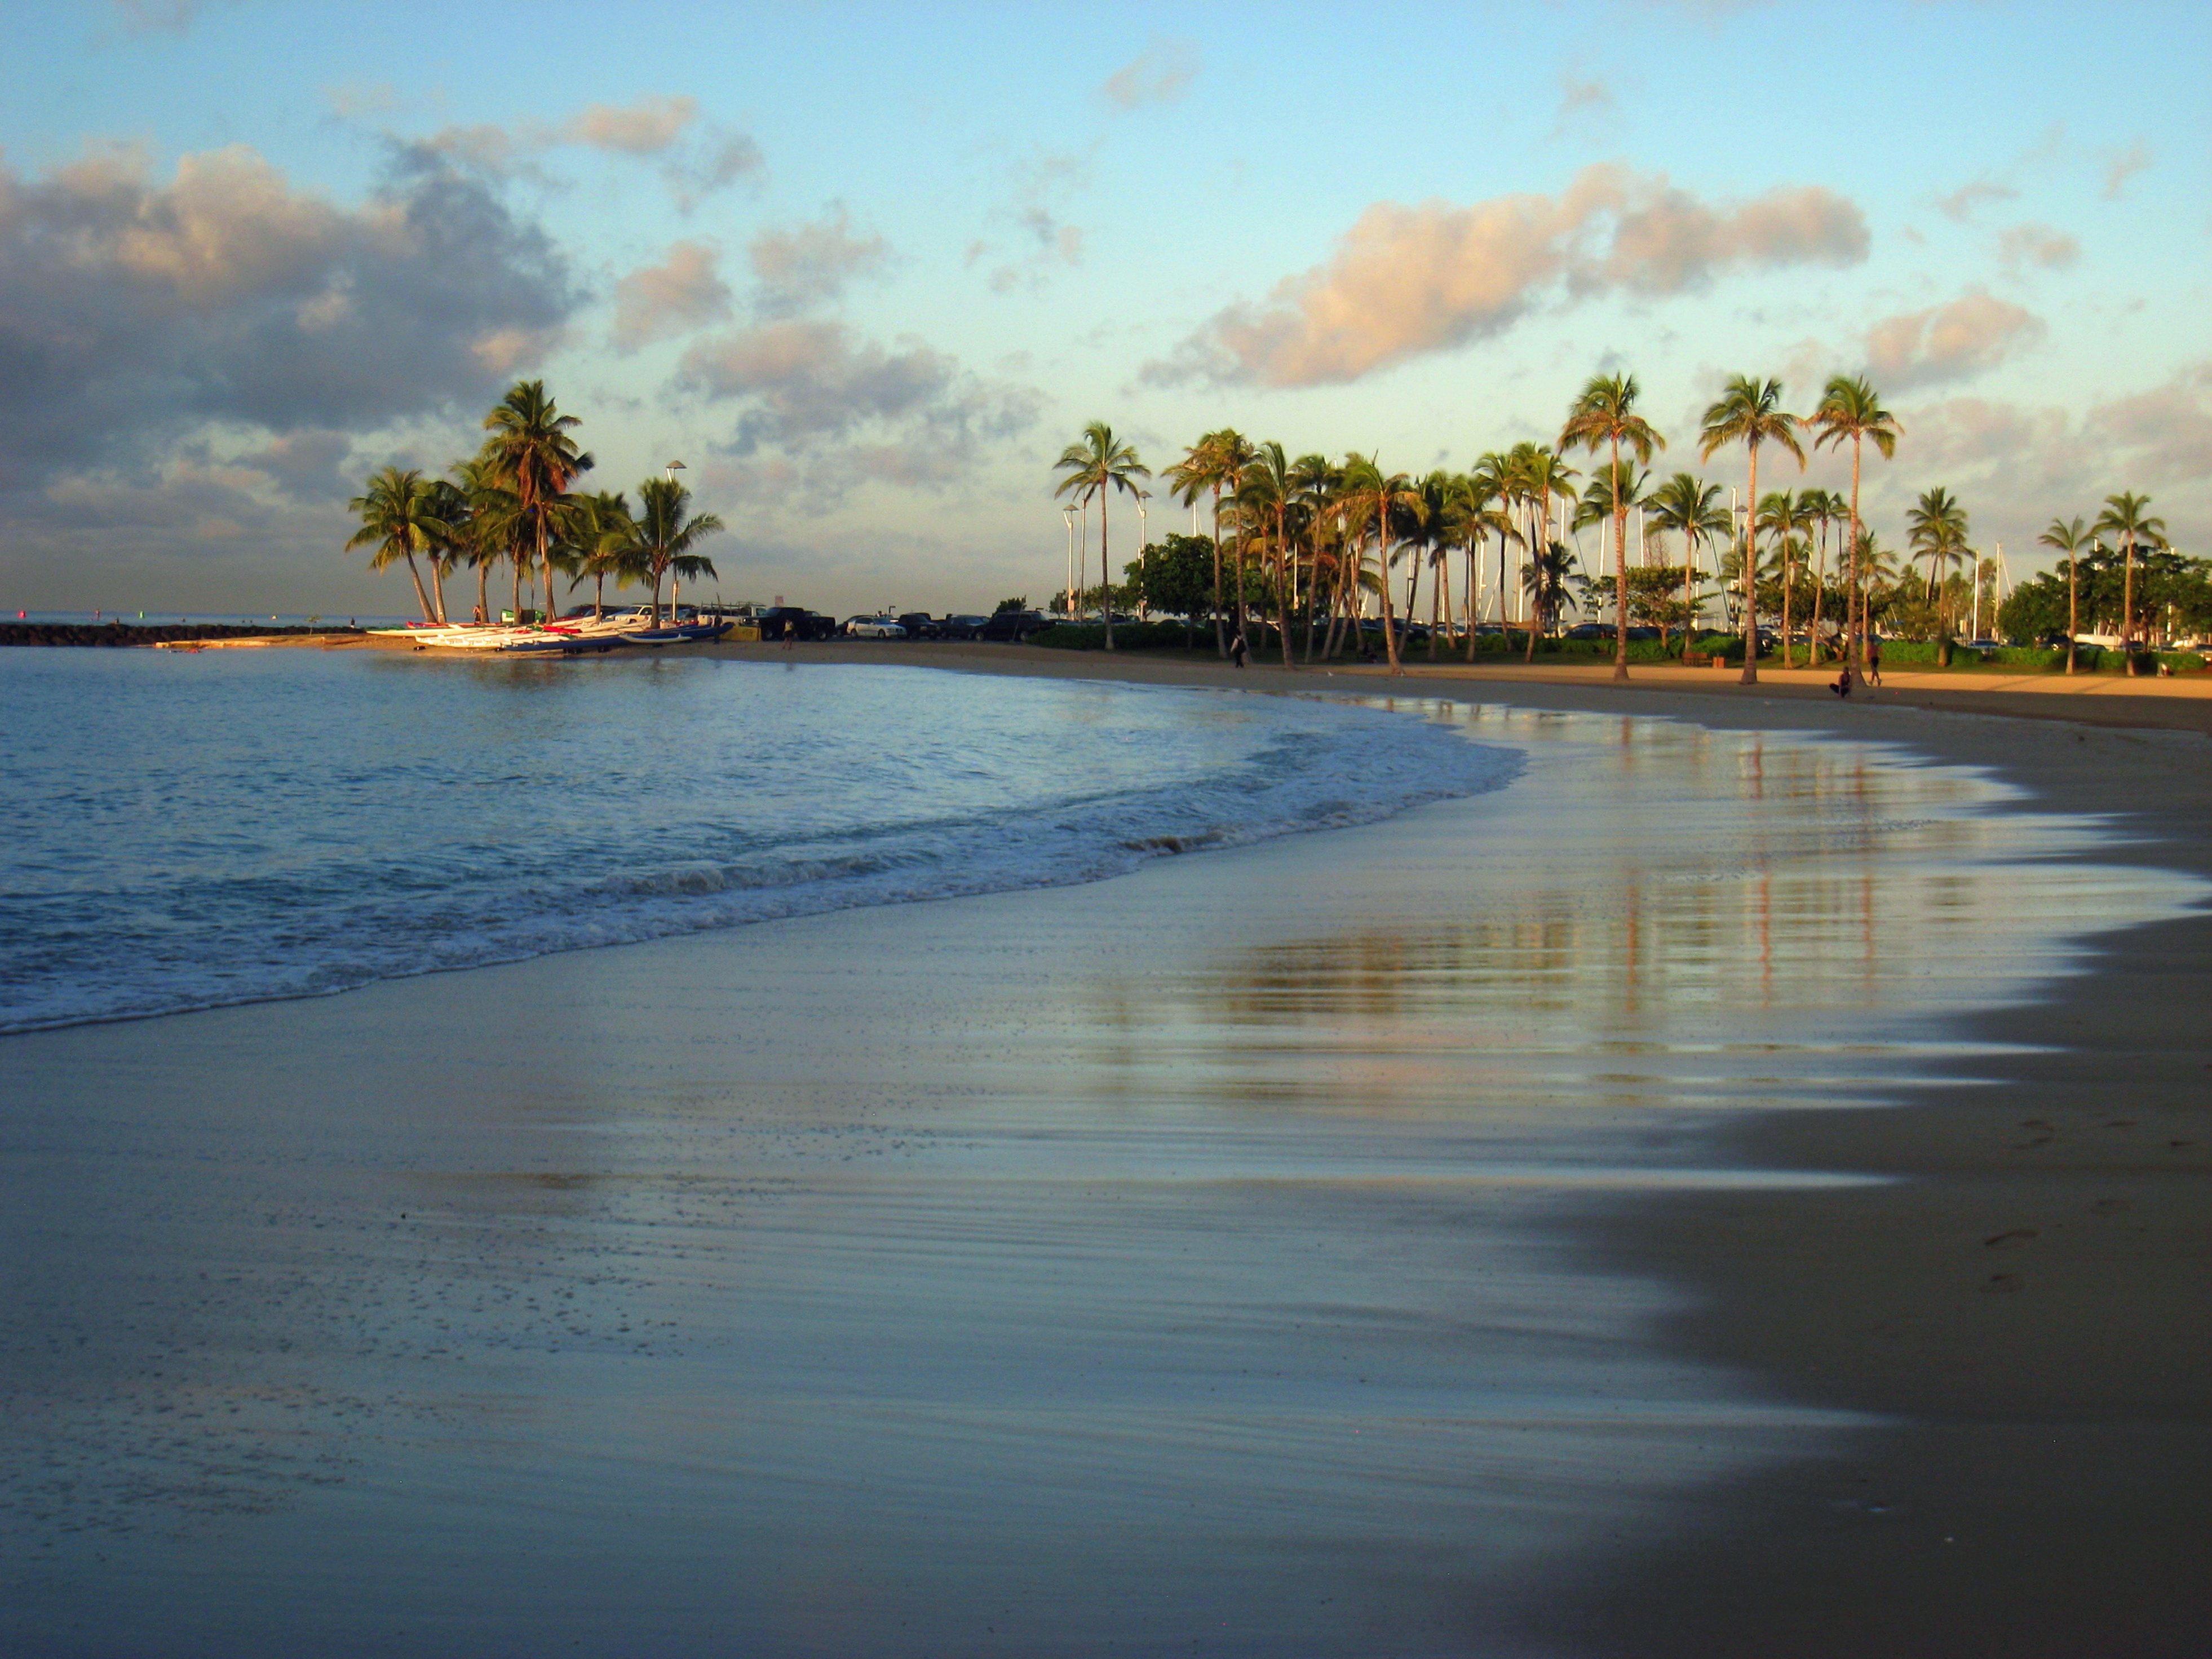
[1230,630,1248,669]
[1866,638,1882,686]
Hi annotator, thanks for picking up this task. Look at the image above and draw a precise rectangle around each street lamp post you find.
[1136,496,1149,621]
[664,460,687,622]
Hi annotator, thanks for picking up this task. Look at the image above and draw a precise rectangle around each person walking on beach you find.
[1229,629,1248,669]
[1866,637,1882,687]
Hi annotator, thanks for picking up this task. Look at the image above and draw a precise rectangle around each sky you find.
[2,0,2206,617]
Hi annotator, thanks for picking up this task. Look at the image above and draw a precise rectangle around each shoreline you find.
[806,639,2212,1653]
[693,641,2212,1651]
[6,645,2206,1653]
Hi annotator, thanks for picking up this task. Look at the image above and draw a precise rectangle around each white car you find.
[843,616,907,639]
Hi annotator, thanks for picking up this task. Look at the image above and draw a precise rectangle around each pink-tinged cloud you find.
[1997,223,2081,271]
[611,241,732,350]
[748,209,890,315]
[1147,165,1869,387]
[1865,291,2043,389]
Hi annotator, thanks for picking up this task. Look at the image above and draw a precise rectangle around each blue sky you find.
[2,0,2205,614]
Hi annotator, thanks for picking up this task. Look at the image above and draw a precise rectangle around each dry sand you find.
[6,640,2207,1656]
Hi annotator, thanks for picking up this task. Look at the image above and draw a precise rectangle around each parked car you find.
[843,616,907,639]
[979,609,1050,642]
[755,607,838,642]
[896,613,942,639]
[1564,623,1608,640]
[939,614,990,640]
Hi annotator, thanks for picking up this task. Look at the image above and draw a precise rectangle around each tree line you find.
[1053,374,2201,679]
[346,381,722,626]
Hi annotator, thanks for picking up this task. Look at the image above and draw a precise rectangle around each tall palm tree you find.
[1289,452,1339,660]
[1810,375,1901,671]
[1340,456,1425,676]
[1515,448,1579,639]
[633,475,725,624]
[1757,490,1812,666]
[1054,422,1151,652]
[1905,486,1971,615]
[345,466,449,623]
[1572,459,1649,644]
[2037,515,2088,674]
[1449,472,1513,663]
[484,381,594,627]
[1698,376,1804,685]
[1520,538,1581,643]
[1646,472,1729,662]
[1559,373,1666,682]
[570,490,642,620]
[1239,442,1299,667]
[2093,492,2166,674]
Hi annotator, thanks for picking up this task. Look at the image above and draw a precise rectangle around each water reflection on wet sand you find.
[2,705,2197,1657]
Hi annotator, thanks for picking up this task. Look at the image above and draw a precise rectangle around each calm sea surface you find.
[0,648,1517,1033]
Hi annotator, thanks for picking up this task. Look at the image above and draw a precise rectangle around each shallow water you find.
[1,686,2201,1657]
[0,651,1512,1032]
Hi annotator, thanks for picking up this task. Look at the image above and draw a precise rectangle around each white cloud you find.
[0,141,575,488]
[1147,164,1869,387]
[1865,290,2042,389]
[2100,140,2151,201]
[1102,40,1200,110]
[612,241,733,350]
[1997,223,2080,271]
[749,209,890,316]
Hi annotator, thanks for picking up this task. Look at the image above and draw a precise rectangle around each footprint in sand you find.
[2091,1197,2133,1213]
[1983,1228,2038,1248]
[1981,1273,2025,1294]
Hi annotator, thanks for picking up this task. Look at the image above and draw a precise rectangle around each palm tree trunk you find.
[1277,509,1294,670]
[1781,547,1793,669]
[538,516,554,628]
[594,573,605,620]
[431,559,449,625]
[1465,537,1481,664]
[1432,551,1448,661]
[403,551,435,624]
[1850,439,1865,671]
[1740,444,1760,685]
[1682,530,1699,662]
[2122,534,2138,674]
[1612,442,1630,683]
[2066,556,2078,674]
[511,555,523,623]
[1210,488,1227,658]
[1100,489,1115,652]
[1378,520,1403,676]
[475,559,490,626]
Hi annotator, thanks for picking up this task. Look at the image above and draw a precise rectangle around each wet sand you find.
[4,657,2207,1656]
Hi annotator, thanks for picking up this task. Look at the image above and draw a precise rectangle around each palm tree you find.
[1340,456,1425,676]
[1449,472,1513,663]
[2037,515,2088,674]
[1289,452,1339,660]
[1905,487,1971,618]
[1810,375,1901,671]
[1520,538,1581,641]
[1647,473,1729,662]
[1055,423,1149,652]
[633,475,725,623]
[1757,490,1812,666]
[1698,376,1804,685]
[570,490,643,620]
[2093,492,2167,674]
[1572,459,1649,643]
[1559,373,1666,683]
[345,466,449,624]
[1238,442,1299,668]
[484,382,594,626]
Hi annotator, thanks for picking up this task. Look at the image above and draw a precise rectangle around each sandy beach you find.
[5,644,2207,1657]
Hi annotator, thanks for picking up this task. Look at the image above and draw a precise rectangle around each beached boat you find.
[618,620,735,647]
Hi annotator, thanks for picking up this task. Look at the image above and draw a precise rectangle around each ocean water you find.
[0,648,1519,1034]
